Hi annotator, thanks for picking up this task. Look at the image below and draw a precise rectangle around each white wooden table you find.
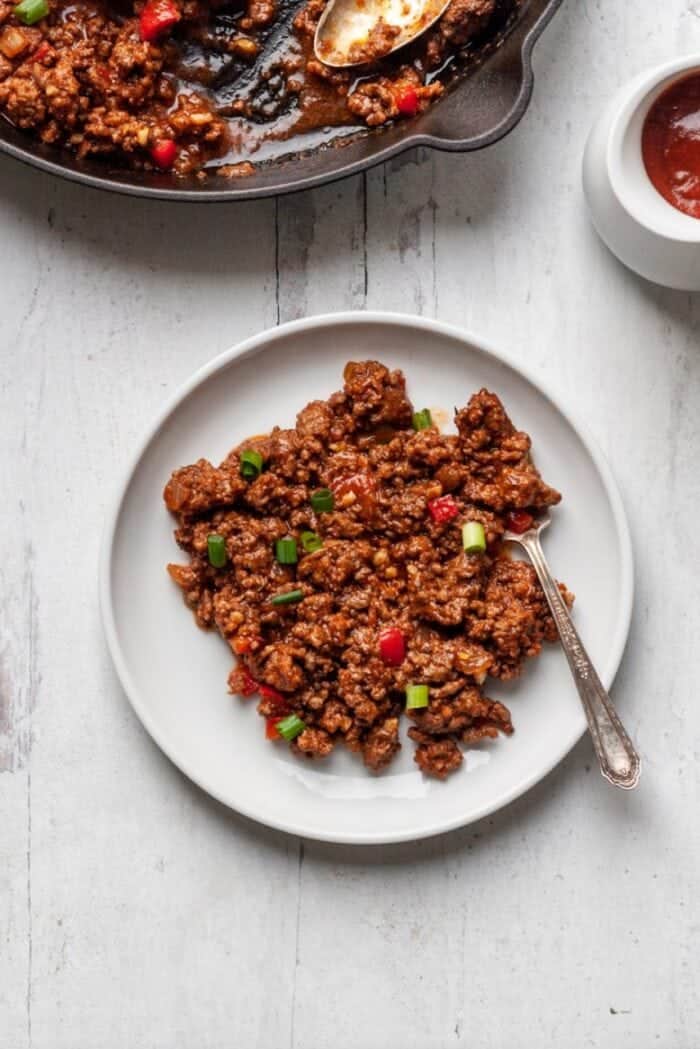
[2,3,699,1046]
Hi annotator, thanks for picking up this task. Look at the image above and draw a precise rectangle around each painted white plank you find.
[276,175,367,321]
[1,0,700,1044]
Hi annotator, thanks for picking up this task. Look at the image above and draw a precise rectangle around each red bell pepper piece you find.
[259,683,288,706]
[265,717,285,740]
[150,138,177,170]
[139,0,180,43]
[427,494,459,525]
[505,510,534,534]
[396,88,419,117]
[379,627,406,666]
[239,669,259,697]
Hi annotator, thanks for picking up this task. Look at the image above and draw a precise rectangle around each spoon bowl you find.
[314,0,449,69]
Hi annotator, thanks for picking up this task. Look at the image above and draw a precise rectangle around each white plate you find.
[100,313,633,844]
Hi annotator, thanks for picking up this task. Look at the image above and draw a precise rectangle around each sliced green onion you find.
[276,714,306,741]
[462,521,486,555]
[406,684,429,709]
[14,0,48,23]
[310,488,334,513]
[300,530,323,553]
[239,449,263,480]
[207,534,227,568]
[412,408,432,431]
[270,589,304,606]
[275,537,298,564]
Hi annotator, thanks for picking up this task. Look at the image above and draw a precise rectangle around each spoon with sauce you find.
[314,0,450,68]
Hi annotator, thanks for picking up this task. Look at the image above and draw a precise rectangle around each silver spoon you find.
[504,512,641,790]
[314,0,449,69]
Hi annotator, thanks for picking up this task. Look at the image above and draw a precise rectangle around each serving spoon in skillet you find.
[314,0,450,68]
[505,512,641,790]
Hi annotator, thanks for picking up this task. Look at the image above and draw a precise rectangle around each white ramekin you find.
[583,55,700,290]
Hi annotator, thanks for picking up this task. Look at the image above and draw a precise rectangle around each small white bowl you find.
[583,55,700,290]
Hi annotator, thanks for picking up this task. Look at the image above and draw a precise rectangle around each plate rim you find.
[99,311,634,844]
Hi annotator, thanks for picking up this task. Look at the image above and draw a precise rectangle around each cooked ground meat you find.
[164,361,572,780]
[345,19,401,66]
[0,0,516,176]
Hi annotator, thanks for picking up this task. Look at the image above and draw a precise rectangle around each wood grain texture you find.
[2,1,700,1045]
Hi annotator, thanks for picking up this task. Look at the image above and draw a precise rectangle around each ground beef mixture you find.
[0,0,519,177]
[164,361,572,779]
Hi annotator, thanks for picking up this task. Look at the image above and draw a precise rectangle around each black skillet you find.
[0,0,563,201]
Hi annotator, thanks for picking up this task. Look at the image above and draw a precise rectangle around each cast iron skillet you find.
[0,0,563,201]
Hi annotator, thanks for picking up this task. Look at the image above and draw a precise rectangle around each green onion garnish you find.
[300,530,323,553]
[14,0,48,23]
[276,714,306,741]
[310,488,334,513]
[412,409,432,431]
[270,589,304,606]
[275,537,298,564]
[207,534,227,568]
[406,684,429,709]
[462,521,486,555]
[239,449,263,480]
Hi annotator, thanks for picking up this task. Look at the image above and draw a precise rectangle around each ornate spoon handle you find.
[518,531,640,790]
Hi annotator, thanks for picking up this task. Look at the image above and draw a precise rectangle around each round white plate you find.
[100,313,633,844]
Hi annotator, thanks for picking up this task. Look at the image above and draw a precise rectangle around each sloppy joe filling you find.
[164,360,573,779]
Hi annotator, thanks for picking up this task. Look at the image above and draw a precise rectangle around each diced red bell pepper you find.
[427,494,459,525]
[379,627,406,666]
[505,510,534,534]
[265,716,285,740]
[33,40,51,61]
[239,669,259,697]
[139,0,180,43]
[259,683,287,706]
[396,88,419,117]
[150,138,177,170]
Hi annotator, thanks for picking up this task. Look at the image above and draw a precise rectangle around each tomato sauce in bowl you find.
[642,71,700,219]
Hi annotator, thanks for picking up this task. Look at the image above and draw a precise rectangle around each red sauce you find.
[642,72,700,219]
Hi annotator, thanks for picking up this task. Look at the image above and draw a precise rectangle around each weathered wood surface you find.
[2,2,700,1045]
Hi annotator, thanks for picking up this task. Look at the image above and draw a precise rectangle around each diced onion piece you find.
[0,25,29,57]
[405,684,429,709]
[462,521,486,555]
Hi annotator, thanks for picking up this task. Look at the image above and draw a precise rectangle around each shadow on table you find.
[0,131,523,280]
